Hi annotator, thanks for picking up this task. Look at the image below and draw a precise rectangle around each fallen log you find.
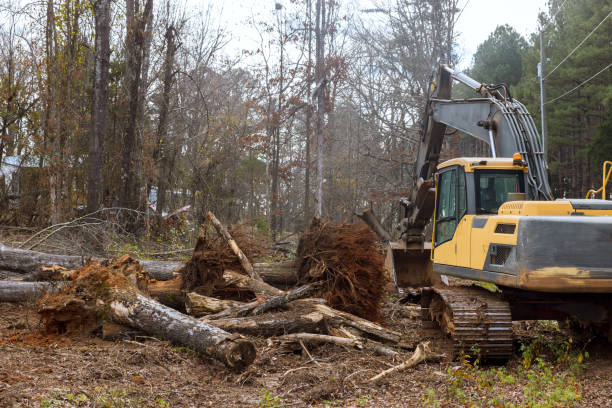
[251,283,319,316]
[252,261,298,286]
[139,260,183,280]
[369,341,443,382]
[270,333,362,348]
[355,208,391,242]
[203,300,260,320]
[269,332,399,356]
[206,211,262,281]
[148,276,185,310]
[0,244,88,273]
[222,270,284,298]
[207,309,325,337]
[206,298,327,321]
[307,302,402,344]
[0,245,296,285]
[109,289,256,370]
[202,284,318,320]
[185,292,247,317]
[0,281,63,302]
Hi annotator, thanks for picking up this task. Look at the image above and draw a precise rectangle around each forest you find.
[0,0,607,242]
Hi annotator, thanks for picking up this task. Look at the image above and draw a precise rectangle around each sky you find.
[453,0,548,68]
[202,0,549,70]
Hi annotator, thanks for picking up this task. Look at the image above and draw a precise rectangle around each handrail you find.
[586,161,612,199]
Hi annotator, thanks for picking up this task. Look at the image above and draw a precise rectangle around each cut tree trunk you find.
[252,261,297,286]
[203,300,260,320]
[206,211,262,281]
[0,246,295,285]
[0,245,89,273]
[355,208,392,242]
[269,333,362,348]
[139,260,183,280]
[288,301,401,344]
[148,276,184,310]
[109,289,256,370]
[185,292,246,317]
[222,270,284,298]
[269,332,398,356]
[0,281,64,302]
[251,283,319,315]
[205,309,325,337]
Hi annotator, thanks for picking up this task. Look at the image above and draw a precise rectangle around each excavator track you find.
[422,286,513,361]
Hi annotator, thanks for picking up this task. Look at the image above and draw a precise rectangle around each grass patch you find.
[422,336,586,407]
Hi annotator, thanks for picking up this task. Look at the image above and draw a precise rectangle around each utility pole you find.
[538,30,547,164]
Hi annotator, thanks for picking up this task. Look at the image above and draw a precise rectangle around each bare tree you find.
[155,5,182,217]
[314,0,327,218]
[87,0,112,213]
[120,0,154,211]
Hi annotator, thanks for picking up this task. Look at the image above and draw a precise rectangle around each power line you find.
[528,0,571,83]
[543,10,611,80]
[545,62,612,104]
[454,0,470,26]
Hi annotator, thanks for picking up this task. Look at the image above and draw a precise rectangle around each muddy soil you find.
[1,299,611,407]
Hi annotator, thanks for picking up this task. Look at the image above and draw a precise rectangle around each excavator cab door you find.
[433,167,458,266]
[433,166,469,267]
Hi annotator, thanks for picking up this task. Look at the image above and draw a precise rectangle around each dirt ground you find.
[1,297,612,407]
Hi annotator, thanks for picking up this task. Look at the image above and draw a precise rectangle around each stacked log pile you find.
[0,212,439,377]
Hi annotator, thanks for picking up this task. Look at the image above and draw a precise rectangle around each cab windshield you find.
[475,170,525,214]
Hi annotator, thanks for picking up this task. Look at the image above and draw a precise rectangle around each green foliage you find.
[514,0,611,197]
[470,24,527,86]
[252,216,270,234]
[589,117,612,189]
[474,281,501,293]
[423,336,586,407]
[355,394,372,405]
[258,389,282,407]
[39,386,172,408]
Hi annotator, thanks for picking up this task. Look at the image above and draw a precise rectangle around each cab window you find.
[475,170,525,214]
[435,168,457,245]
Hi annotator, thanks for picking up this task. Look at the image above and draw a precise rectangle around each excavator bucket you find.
[385,241,438,288]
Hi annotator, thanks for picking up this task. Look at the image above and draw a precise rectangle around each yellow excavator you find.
[387,65,612,360]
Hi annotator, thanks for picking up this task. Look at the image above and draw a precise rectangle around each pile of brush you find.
[180,221,269,299]
[0,213,407,372]
[296,218,386,321]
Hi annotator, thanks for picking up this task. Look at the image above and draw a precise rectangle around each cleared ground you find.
[1,296,611,407]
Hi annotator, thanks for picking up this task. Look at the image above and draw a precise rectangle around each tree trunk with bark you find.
[355,208,392,242]
[120,0,153,210]
[109,289,256,369]
[0,281,63,302]
[204,309,325,337]
[221,270,283,298]
[87,0,112,213]
[314,0,326,218]
[155,23,178,217]
[206,211,263,281]
[185,292,246,317]
[0,245,296,285]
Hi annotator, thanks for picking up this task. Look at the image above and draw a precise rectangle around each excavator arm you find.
[399,65,552,244]
[389,65,552,288]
